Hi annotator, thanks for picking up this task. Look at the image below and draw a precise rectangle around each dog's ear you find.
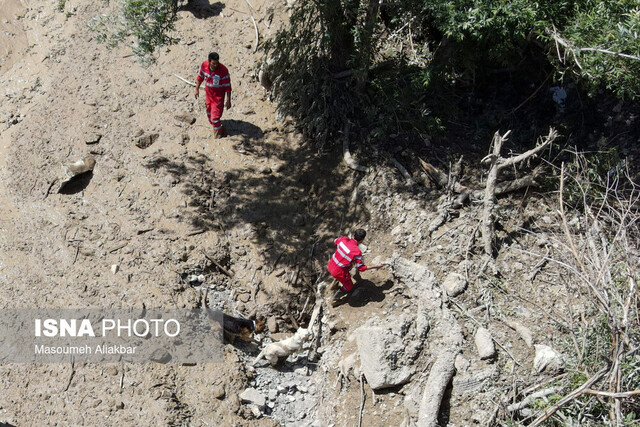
[254,319,265,333]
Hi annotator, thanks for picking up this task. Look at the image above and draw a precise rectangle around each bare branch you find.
[500,128,557,169]
[530,367,608,427]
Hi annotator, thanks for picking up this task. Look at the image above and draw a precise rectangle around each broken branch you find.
[173,74,196,87]
[342,123,368,172]
[201,250,234,278]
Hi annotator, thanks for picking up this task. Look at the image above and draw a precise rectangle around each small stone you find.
[115,401,124,410]
[268,389,277,401]
[174,113,196,124]
[505,319,534,347]
[106,365,118,376]
[111,264,119,274]
[474,327,496,360]
[85,133,102,145]
[267,317,278,333]
[259,165,272,174]
[534,345,564,374]
[212,385,225,400]
[149,348,172,363]
[239,388,266,408]
[136,133,159,149]
[228,394,241,413]
[250,405,262,417]
[443,272,467,297]
[294,367,309,376]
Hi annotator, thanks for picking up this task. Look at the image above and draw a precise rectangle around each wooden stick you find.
[201,250,234,277]
[358,373,365,427]
[391,157,415,186]
[342,123,368,172]
[244,0,260,52]
[530,367,608,426]
[173,74,196,87]
[583,389,640,398]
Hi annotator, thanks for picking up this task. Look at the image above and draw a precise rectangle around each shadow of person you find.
[224,119,264,141]
[345,279,394,308]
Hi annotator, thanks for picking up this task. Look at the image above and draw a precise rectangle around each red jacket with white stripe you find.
[196,61,231,100]
[329,236,368,272]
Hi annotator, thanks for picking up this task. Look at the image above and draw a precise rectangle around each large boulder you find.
[355,324,414,390]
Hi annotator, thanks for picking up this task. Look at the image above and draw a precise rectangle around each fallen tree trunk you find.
[388,255,463,426]
[481,128,557,257]
[418,158,546,205]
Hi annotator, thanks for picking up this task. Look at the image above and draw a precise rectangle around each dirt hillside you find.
[0,1,628,426]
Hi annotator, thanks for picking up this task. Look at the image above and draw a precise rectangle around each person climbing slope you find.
[327,229,383,306]
[194,52,232,138]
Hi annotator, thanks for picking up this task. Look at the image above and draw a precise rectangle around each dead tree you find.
[480,128,558,257]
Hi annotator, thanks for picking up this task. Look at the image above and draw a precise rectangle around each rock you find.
[534,344,564,374]
[174,113,196,124]
[228,394,241,413]
[258,68,272,91]
[443,272,467,297]
[267,316,278,333]
[474,327,495,360]
[212,385,225,399]
[115,401,124,410]
[268,389,277,401]
[111,264,119,274]
[85,133,102,145]
[250,405,262,417]
[505,319,534,347]
[136,133,159,149]
[355,326,414,390]
[259,165,272,174]
[149,348,172,363]
[294,367,309,376]
[106,365,118,376]
[58,156,96,192]
[239,388,266,409]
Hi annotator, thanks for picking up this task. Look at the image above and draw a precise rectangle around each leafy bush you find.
[90,0,181,61]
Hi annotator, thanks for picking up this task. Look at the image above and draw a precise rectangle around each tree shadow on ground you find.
[142,136,374,270]
[178,1,224,19]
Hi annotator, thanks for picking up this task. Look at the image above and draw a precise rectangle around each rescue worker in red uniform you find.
[194,52,232,138]
[328,229,383,306]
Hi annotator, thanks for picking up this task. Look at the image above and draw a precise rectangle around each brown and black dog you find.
[222,313,264,345]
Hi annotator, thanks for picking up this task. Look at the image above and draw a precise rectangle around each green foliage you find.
[89,0,180,62]
[546,1,640,99]
[263,1,444,146]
